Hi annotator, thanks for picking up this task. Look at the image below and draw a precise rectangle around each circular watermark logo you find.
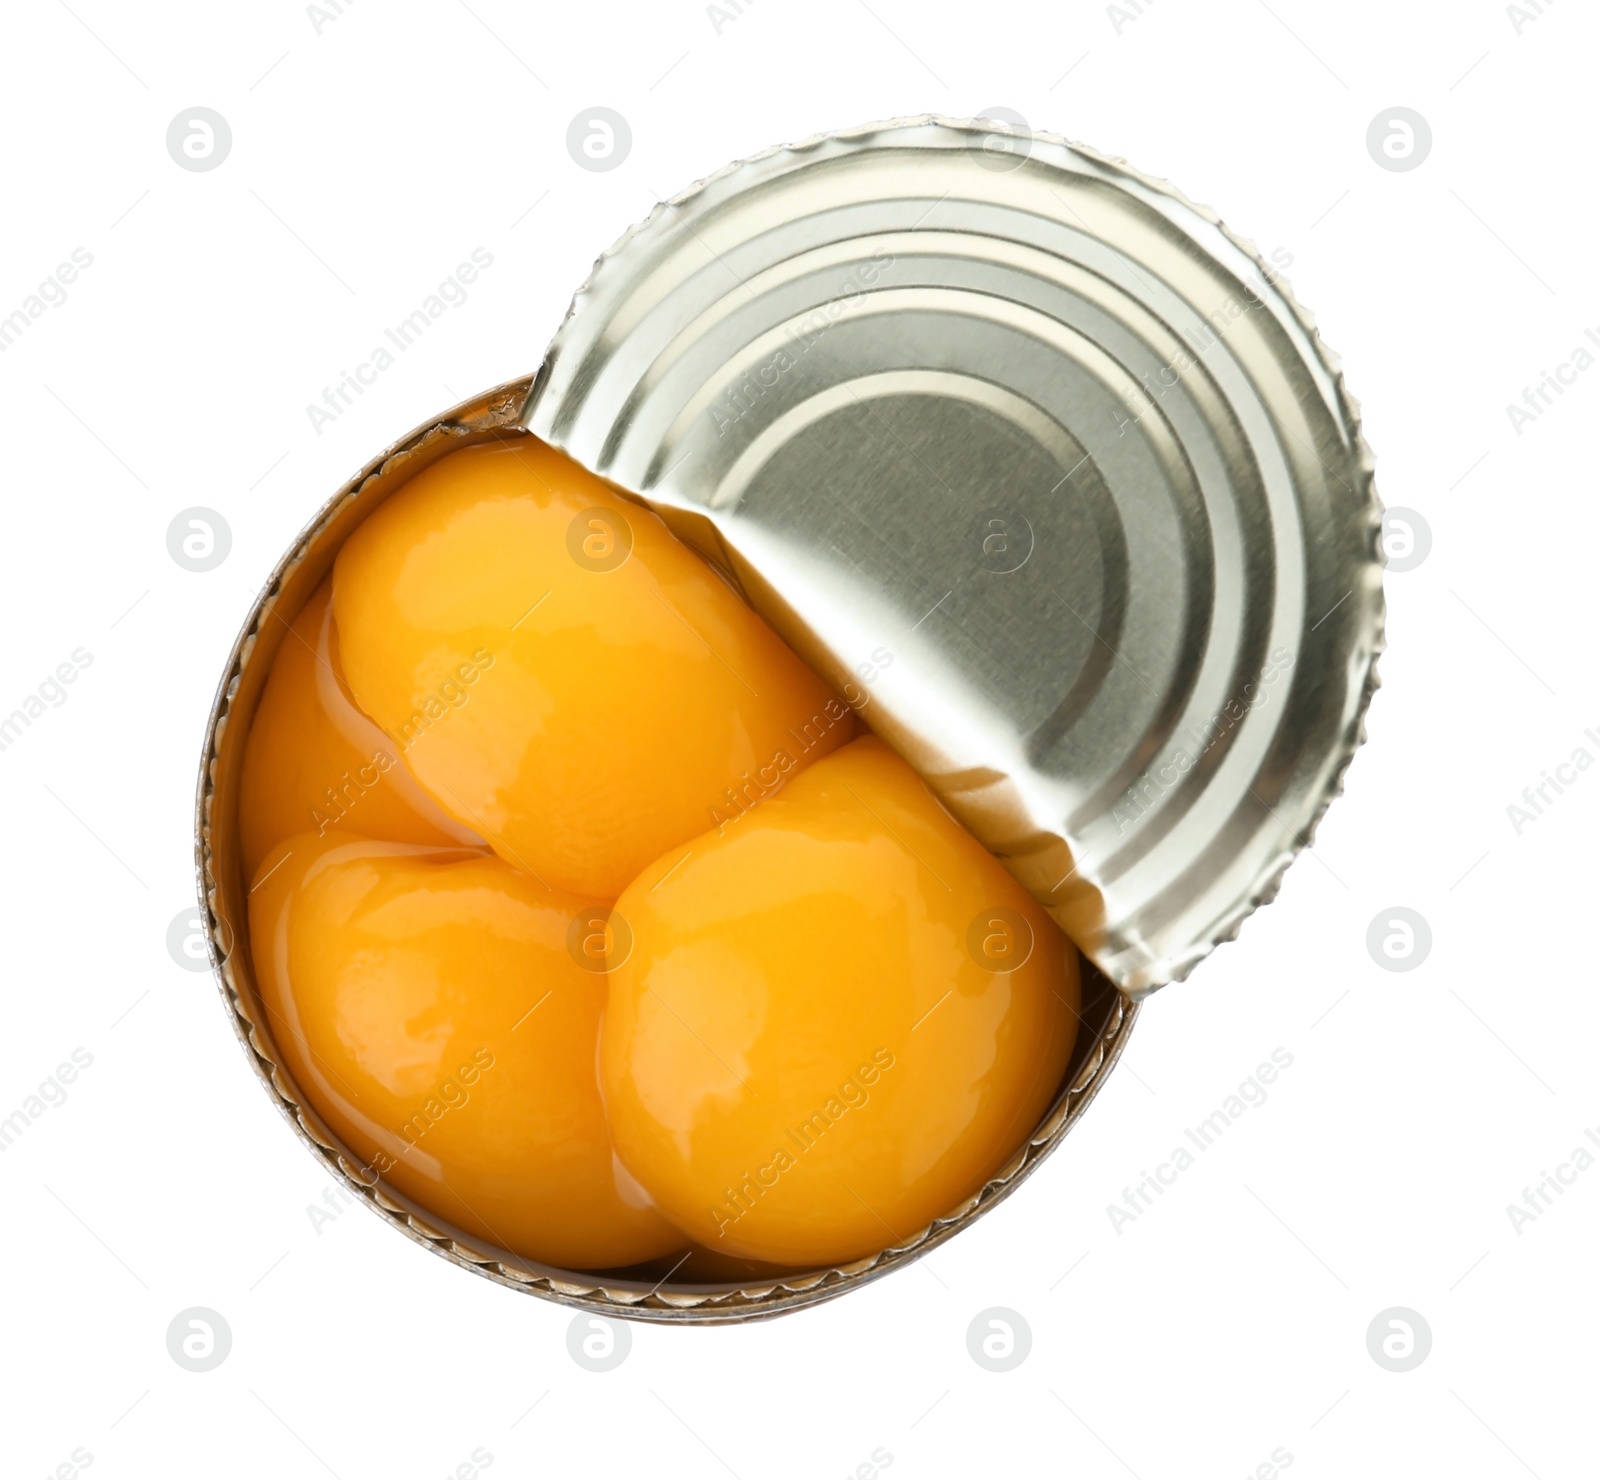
[166,1307,232,1371]
[567,907,633,973]
[967,1306,1031,1371]
[969,108,1032,174]
[1380,507,1432,573]
[566,506,634,573]
[1366,108,1432,173]
[971,508,1034,574]
[967,908,1036,972]
[1366,1306,1431,1372]
[167,507,231,572]
[566,1312,631,1371]
[567,108,631,173]
[1366,907,1432,973]
[167,906,233,971]
[166,108,232,172]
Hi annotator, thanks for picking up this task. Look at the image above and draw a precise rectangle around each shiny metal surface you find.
[524,114,1384,996]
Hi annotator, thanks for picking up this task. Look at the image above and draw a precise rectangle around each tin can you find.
[198,115,1381,1320]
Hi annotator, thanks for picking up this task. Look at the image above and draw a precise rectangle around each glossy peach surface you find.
[238,579,481,879]
[332,438,852,899]
[249,831,681,1270]
[600,737,1080,1265]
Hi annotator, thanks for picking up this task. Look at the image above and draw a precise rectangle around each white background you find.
[2,1,1596,1476]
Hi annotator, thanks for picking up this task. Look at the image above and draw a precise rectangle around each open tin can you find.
[197,115,1383,1322]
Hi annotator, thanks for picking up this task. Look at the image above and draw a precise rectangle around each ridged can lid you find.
[523,114,1384,997]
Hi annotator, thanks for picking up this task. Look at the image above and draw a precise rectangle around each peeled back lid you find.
[522,115,1384,997]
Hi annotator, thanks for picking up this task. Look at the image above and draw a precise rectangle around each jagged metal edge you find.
[1069,133,1386,991]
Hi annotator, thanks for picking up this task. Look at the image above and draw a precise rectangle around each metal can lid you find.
[523,114,1383,997]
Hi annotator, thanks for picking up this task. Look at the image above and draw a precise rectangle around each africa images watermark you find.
[0,247,94,354]
[306,1182,358,1235]
[0,647,94,756]
[707,647,894,834]
[349,1048,497,1187]
[307,0,358,34]
[1110,647,1295,836]
[1505,1119,1600,1234]
[1107,0,1159,35]
[0,1047,94,1153]
[305,248,495,434]
[706,0,760,34]
[1106,1048,1294,1233]
[706,250,895,439]
[1504,723,1600,836]
[1504,325,1600,436]
[1507,0,1560,37]
[1109,253,1294,441]
[310,646,494,836]
[708,1047,897,1240]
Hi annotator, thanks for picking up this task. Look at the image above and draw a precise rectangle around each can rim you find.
[193,375,1139,1323]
